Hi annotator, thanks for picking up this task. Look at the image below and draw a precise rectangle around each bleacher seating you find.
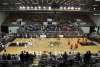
[2,13,95,38]
[0,32,15,52]
[0,51,99,67]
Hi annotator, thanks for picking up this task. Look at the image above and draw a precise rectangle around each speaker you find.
[90,26,95,33]
[1,26,8,33]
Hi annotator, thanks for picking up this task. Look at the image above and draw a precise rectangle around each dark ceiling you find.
[0,0,95,11]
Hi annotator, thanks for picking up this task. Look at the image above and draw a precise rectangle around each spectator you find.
[7,54,11,60]
[84,51,92,64]
[33,52,36,58]
[20,51,25,63]
[75,52,81,63]
[62,52,68,62]
[41,51,48,60]
[25,52,30,62]
[62,52,68,67]
[2,54,7,60]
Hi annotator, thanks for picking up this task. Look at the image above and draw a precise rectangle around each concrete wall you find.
[0,12,8,32]
[91,15,100,26]
[80,27,90,34]
[90,15,100,34]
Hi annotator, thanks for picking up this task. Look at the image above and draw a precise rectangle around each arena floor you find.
[0,38,100,55]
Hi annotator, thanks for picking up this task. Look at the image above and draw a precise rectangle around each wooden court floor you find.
[0,38,100,55]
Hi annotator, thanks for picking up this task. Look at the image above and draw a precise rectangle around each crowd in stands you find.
[17,22,83,38]
[0,32,9,48]
[0,53,19,61]
[0,50,99,67]
[0,51,36,67]
[19,51,36,63]
[0,32,14,48]
[39,51,100,67]
[0,51,36,62]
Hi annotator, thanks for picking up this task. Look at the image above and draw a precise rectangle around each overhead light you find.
[75,8,78,10]
[64,7,66,10]
[27,6,30,10]
[67,7,71,10]
[22,6,25,9]
[60,6,63,10]
[94,8,96,10]
[38,6,41,10]
[34,6,37,10]
[48,6,51,10]
[30,6,33,10]
[19,6,23,9]
[19,6,25,10]
[78,7,81,10]
[43,6,46,10]
[71,6,74,10]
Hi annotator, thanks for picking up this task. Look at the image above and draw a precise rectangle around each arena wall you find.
[0,12,8,32]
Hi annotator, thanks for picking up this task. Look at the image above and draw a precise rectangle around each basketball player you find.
[49,41,54,47]
[70,44,73,49]
[28,41,32,46]
[85,38,88,42]
[68,41,70,45]
[4,49,6,52]
[77,39,80,44]
[75,43,78,49]
[16,42,19,46]
[25,34,28,38]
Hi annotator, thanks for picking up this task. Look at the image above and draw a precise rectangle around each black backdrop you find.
[1,26,8,33]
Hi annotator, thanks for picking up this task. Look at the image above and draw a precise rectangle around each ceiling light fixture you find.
[48,6,51,10]
[71,6,74,10]
[67,7,70,10]
[43,6,46,10]
[34,6,37,10]
[19,6,23,9]
[78,7,81,10]
[75,8,78,10]
[64,7,66,10]
[23,6,25,10]
[30,6,33,10]
[38,6,41,10]
[27,6,30,10]
[60,6,63,10]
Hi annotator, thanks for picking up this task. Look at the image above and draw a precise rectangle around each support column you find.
[97,26,100,34]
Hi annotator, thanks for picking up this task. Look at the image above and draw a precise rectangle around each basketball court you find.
[1,37,100,55]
